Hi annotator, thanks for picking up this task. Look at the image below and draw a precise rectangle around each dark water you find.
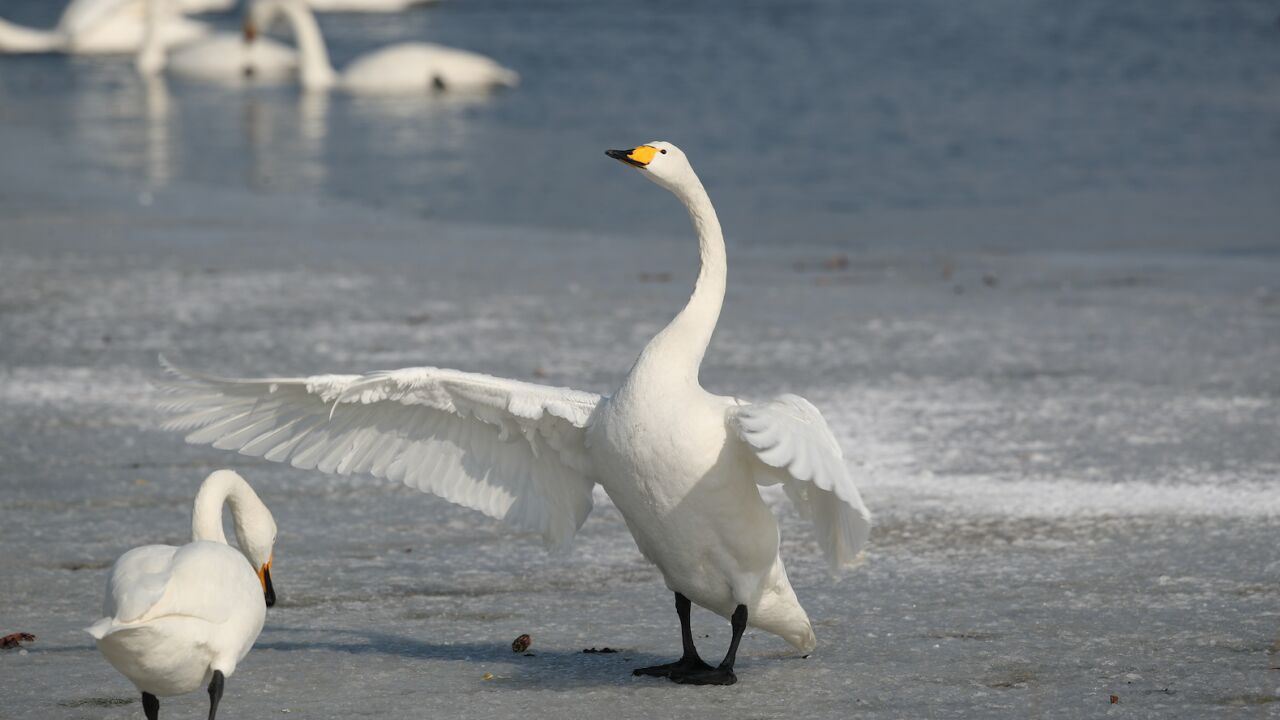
[1,0,1277,248]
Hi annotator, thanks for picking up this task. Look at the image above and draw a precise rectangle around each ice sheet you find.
[2,161,1278,718]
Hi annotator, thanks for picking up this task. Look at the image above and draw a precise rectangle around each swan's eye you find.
[660,149,667,155]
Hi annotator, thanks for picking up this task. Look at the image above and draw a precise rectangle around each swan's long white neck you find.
[191,470,268,553]
[136,0,165,75]
[631,175,726,388]
[259,0,336,89]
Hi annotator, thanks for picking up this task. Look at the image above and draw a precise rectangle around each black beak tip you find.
[606,148,645,168]
[263,568,276,608]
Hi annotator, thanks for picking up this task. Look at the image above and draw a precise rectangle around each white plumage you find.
[0,0,210,55]
[163,33,299,82]
[244,0,519,94]
[729,395,870,568]
[163,364,598,549]
[300,0,437,12]
[160,141,870,684]
[135,0,299,82]
[176,0,237,12]
[87,470,277,718]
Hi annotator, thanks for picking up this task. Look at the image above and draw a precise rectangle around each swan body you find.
[0,0,209,55]
[136,0,299,82]
[165,33,299,82]
[89,542,263,695]
[87,470,277,717]
[590,390,812,648]
[340,44,520,93]
[247,0,519,93]
[159,142,869,683]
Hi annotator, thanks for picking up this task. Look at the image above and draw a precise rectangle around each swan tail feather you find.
[496,68,520,88]
[84,617,116,640]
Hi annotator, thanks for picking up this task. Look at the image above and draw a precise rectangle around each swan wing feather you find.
[158,357,601,549]
[728,394,871,570]
[100,543,251,630]
[102,545,180,623]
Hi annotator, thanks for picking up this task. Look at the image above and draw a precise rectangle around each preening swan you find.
[0,0,209,55]
[87,470,277,719]
[159,142,869,685]
[245,0,519,94]
[137,0,299,82]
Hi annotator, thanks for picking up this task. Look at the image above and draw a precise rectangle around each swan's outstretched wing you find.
[158,357,602,549]
[728,394,871,570]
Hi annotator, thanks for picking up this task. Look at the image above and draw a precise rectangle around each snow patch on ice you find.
[872,471,1280,519]
[0,366,160,415]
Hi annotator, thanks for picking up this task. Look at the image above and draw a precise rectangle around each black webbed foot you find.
[670,666,738,686]
[633,655,714,678]
[636,594,748,684]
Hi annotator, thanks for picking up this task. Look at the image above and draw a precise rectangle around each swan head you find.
[244,0,275,37]
[789,620,817,655]
[236,499,278,609]
[243,0,295,45]
[605,141,698,193]
[196,469,279,607]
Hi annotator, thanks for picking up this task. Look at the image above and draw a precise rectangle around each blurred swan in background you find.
[137,0,299,82]
[159,142,869,685]
[0,0,210,54]
[86,470,277,720]
[177,0,237,13]
[246,0,518,94]
[303,0,438,12]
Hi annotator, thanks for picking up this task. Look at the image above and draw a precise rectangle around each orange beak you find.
[606,145,658,168]
[257,558,275,607]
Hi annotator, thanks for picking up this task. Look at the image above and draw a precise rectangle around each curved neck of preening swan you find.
[634,175,726,388]
[136,0,165,76]
[191,471,268,554]
[259,0,336,89]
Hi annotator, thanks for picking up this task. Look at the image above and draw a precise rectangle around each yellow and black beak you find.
[257,559,276,607]
[606,145,658,168]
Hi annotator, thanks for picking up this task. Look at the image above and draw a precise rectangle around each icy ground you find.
[2,138,1279,719]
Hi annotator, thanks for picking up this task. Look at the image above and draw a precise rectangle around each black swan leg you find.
[207,670,224,720]
[670,603,747,686]
[633,592,714,678]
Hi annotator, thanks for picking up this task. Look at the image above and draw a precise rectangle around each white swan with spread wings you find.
[160,141,869,686]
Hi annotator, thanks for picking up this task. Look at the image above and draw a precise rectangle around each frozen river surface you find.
[2,116,1279,719]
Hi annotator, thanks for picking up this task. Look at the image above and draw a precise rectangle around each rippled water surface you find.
[1,0,1277,247]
